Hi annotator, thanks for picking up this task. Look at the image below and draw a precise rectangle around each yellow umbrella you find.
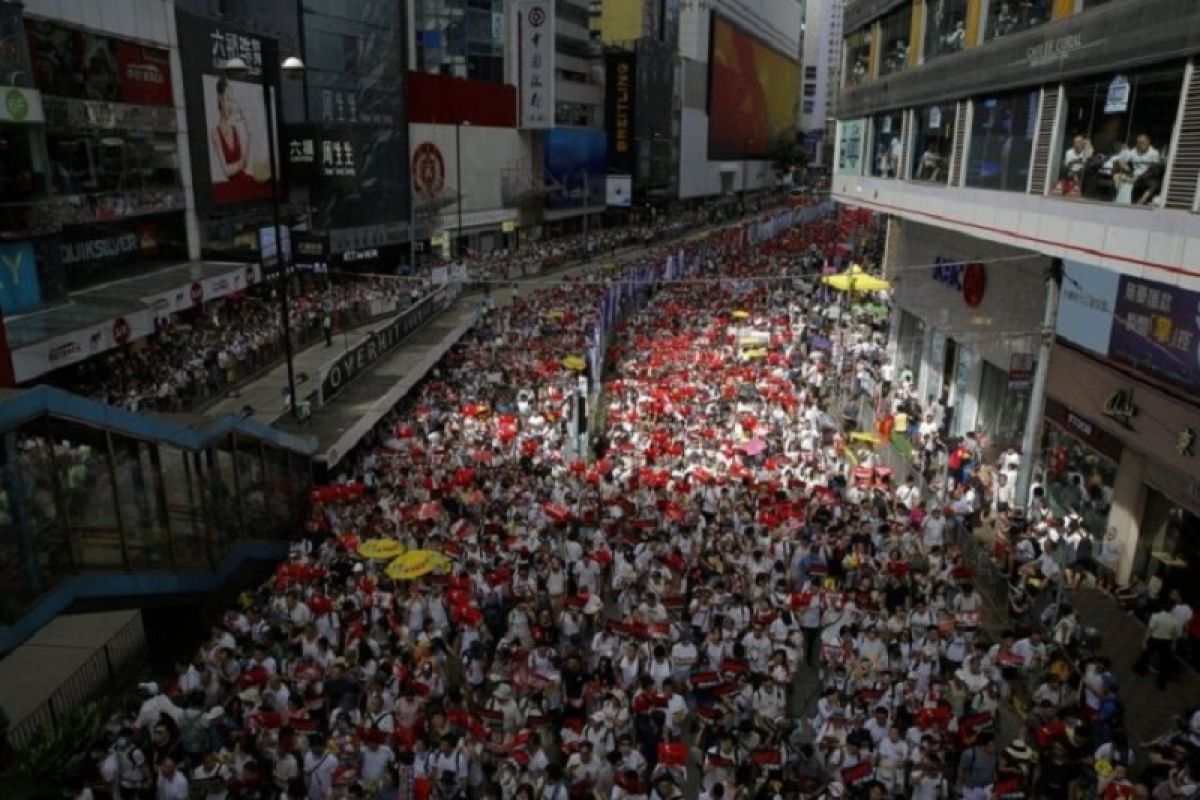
[562,355,587,371]
[821,263,891,293]
[385,549,453,581]
[731,310,751,320]
[358,538,406,561]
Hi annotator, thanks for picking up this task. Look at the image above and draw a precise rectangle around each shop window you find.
[0,126,47,204]
[879,4,911,76]
[1052,62,1183,206]
[965,91,1038,192]
[924,0,969,61]
[1136,494,1200,607]
[910,103,955,183]
[1040,424,1117,534]
[47,133,180,195]
[844,28,872,89]
[985,0,1052,41]
[870,112,904,178]
[977,361,1027,449]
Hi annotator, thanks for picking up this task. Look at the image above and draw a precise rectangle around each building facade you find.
[799,0,845,166]
[676,0,804,199]
[835,0,1200,596]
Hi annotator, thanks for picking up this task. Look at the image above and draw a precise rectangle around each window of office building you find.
[870,112,904,178]
[910,103,955,183]
[1053,62,1184,206]
[837,118,866,175]
[924,0,969,61]
[845,29,872,88]
[880,4,911,76]
[0,126,48,205]
[966,91,1038,192]
[985,0,1052,41]
[806,66,818,80]
[47,133,179,195]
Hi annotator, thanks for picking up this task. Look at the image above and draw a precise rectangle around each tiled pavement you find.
[1069,587,1200,747]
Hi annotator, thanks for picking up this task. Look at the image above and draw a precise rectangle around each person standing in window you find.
[1057,135,1093,196]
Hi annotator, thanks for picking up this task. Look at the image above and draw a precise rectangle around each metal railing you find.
[7,612,147,750]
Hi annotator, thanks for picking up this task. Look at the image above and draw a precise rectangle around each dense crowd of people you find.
[61,278,422,413]
[72,207,1200,800]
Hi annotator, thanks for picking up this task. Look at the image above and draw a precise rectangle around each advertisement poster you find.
[25,20,172,106]
[203,74,277,205]
[1056,259,1120,357]
[544,128,607,210]
[707,14,799,160]
[177,12,280,210]
[837,118,865,175]
[0,241,41,314]
[518,0,555,129]
[606,174,632,207]
[1109,275,1200,396]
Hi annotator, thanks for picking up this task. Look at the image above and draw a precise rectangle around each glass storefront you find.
[984,0,1053,42]
[896,310,926,379]
[910,103,956,183]
[1135,490,1200,606]
[845,28,873,89]
[870,112,905,178]
[966,90,1039,192]
[1040,402,1119,534]
[924,0,970,62]
[880,4,912,76]
[976,360,1029,450]
[1053,61,1183,205]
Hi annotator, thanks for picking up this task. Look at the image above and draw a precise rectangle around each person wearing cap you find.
[135,682,182,731]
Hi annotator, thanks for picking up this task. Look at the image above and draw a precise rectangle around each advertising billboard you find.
[1057,259,1200,397]
[606,175,633,207]
[0,241,41,314]
[176,12,280,210]
[605,51,636,176]
[410,124,525,218]
[544,128,607,210]
[25,20,173,106]
[707,14,800,160]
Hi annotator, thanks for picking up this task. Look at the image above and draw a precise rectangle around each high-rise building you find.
[833,0,1200,592]
[413,0,507,84]
[799,0,844,166]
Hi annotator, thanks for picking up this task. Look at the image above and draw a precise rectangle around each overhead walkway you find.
[0,385,316,652]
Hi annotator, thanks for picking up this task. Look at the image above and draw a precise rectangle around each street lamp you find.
[224,54,306,420]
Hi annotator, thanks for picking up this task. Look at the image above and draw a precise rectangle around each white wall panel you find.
[23,0,172,45]
[834,175,1200,293]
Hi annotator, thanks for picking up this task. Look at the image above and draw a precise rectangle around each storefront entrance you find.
[1135,490,1200,606]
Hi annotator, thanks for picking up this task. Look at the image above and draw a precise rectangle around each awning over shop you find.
[5,260,260,384]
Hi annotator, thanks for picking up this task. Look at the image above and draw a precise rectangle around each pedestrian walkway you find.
[1069,587,1200,747]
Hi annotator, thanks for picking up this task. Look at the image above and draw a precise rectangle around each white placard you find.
[518,0,555,129]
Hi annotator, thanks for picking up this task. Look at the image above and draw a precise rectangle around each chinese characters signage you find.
[1110,275,1200,395]
[25,20,173,106]
[1057,261,1200,398]
[518,0,555,129]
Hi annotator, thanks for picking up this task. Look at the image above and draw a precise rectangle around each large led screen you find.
[708,14,800,160]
